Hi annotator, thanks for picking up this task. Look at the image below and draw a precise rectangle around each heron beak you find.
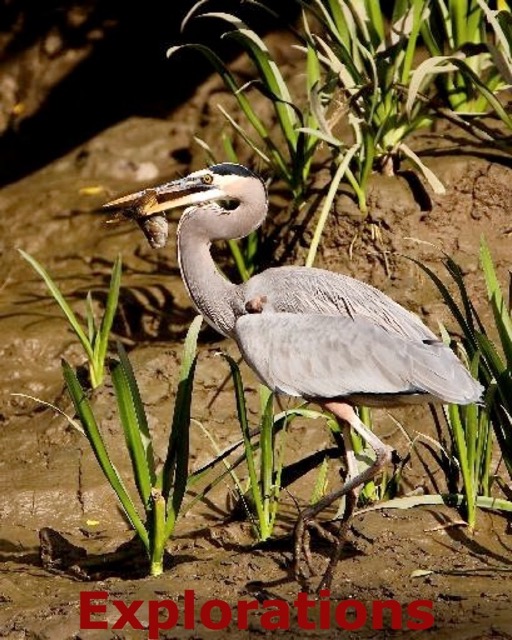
[102,174,224,249]
[102,175,223,220]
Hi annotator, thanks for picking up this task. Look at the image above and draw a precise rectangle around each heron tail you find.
[411,341,483,405]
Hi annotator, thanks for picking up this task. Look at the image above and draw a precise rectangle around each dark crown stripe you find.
[209,163,260,179]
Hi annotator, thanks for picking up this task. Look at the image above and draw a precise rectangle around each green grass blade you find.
[344,0,371,48]
[216,104,273,166]
[477,0,511,58]
[480,237,512,368]
[475,404,492,496]
[222,353,266,535]
[364,0,385,44]
[259,389,274,538]
[446,402,476,530]
[168,44,269,143]
[476,333,506,373]
[62,360,149,549]
[163,315,202,537]
[320,0,350,43]
[204,13,298,148]
[399,143,446,194]
[420,16,443,57]
[221,131,239,163]
[407,55,459,115]
[448,57,512,124]
[306,144,360,267]
[304,37,321,103]
[399,2,428,85]
[86,292,96,345]
[93,255,122,384]
[149,489,166,576]
[19,250,94,363]
[495,405,512,477]
[227,239,251,282]
[311,34,358,88]
[246,230,259,265]
[449,0,469,46]
[465,402,478,485]
[468,0,484,44]
[192,419,249,508]
[310,457,329,504]
[361,493,512,514]
[445,405,468,477]
[443,255,481,337]
[111,343,156,508]
[216,97,291,185]
[320,0,352,47]
[409,257,477,351]
[297,126,343,149]
[476,332,512,420]
[12,392,85,435]
[186,405,328,490]
[270,411,287,530]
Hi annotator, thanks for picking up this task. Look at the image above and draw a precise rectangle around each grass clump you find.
[169,7,324,205]
[20,250,121,389]
[64,317,201,576]
[415,237,512,529]
[21,251,202,576]
[418,0,512,117]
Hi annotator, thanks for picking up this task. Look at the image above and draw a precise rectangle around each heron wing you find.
[243,266,436,342]
[235,313,482,405]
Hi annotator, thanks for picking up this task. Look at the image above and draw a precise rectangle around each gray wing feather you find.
[243,266,436,342]
[235,313,482,405]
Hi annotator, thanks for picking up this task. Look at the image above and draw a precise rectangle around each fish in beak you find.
[102,172,224,249]
[103,188,170,249]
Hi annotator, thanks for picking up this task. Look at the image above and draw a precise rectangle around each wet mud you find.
[0,29,511,640]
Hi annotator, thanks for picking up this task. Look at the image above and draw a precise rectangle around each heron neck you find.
[177,224,240,337]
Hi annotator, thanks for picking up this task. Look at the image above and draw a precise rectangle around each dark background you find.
[0,1,299,187]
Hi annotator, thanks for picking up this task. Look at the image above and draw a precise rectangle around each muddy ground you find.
[0,25,512,640]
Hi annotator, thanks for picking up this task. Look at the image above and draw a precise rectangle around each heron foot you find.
[294,488,357,591]
[316,498,356,591]
[293,514,338,583]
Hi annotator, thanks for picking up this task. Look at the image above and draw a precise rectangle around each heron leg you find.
[294,402,393,590]
[314,423,359,588]
[339,422,361,503]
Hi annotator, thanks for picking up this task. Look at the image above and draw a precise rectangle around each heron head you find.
[103,163,268,244]
[104,163,265,216]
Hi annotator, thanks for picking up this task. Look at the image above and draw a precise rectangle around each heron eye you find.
[202,174,213,185]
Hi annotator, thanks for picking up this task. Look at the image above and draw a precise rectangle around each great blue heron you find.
[104,162,483,589]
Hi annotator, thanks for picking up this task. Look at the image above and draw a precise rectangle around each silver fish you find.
[137,213,168,249]
[103,190,169,248]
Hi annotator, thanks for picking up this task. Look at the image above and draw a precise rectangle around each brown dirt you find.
[0,30,511,640]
